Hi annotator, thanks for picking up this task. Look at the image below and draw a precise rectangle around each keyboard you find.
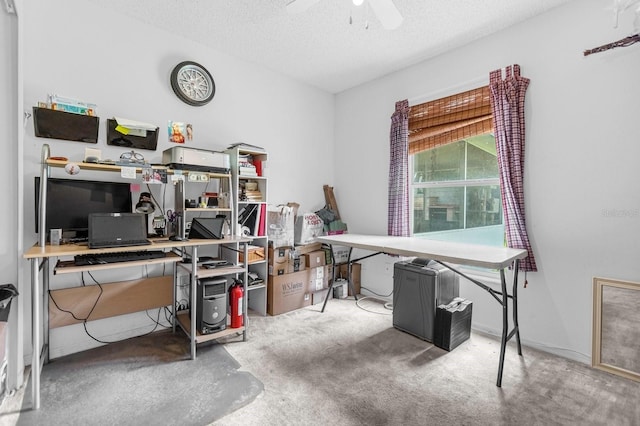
[88,239,151,249]
[74,250,167,266]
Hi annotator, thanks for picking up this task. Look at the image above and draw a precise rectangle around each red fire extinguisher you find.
[230,280,244,328]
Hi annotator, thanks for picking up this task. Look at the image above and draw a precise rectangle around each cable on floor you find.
[359,285,393,311]
[355,296,393,315]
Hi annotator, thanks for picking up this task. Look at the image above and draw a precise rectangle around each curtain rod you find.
[584,33,640,56]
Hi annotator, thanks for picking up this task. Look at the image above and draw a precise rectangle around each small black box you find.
[434,299,472,351]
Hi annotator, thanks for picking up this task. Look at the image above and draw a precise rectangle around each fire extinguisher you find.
[229,279,244,328]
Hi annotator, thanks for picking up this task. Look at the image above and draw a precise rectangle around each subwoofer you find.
[196,277,227,334]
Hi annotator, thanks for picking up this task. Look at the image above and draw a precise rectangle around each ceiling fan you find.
[287,0,403,30]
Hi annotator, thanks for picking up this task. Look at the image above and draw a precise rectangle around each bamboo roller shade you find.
[409,85,493,155]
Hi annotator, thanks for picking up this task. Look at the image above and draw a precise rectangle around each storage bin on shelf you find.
[239,244,266,264]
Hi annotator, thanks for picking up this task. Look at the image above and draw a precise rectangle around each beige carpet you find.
[2,297,639,425]
[217,297,640,426]
[12,330,262,426]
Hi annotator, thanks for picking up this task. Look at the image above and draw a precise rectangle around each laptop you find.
[88,212,151,249]
[188,217,225,239]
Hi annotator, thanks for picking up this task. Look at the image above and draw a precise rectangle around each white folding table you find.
[316,234,529,387]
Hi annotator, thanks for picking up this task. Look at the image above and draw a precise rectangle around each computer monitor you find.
[34,177,133,241]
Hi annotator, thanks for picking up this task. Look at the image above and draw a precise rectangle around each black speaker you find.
[196,277,227,334]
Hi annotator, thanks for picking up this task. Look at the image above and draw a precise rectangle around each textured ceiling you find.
[89,0,574,93]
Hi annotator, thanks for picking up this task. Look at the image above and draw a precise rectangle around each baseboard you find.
[471,324,590,364]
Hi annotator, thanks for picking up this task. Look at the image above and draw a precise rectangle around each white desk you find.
[23,236,250,409]
[317,233,528,387]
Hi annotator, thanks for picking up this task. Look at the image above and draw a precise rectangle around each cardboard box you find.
[332,245,351,264]
[304,250,326,269]
[269,264,283,276]
[290,255,306,273]
[269,246,289,264]
[308,265,329,292]
[268,246,289,276]
[333,262,361,296]
[321,244,351,264]
[312,289,331,305]
[268,246,305,275]
[267,270,312,315]
[293,242,323,256]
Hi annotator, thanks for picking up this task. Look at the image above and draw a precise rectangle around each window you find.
[407,85,504,246]
[411,134,504,246]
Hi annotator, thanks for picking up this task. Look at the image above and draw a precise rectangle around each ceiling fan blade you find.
[368,0,403,30]
[286,0,322,14]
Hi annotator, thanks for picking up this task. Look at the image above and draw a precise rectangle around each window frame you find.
[409,135,502,237]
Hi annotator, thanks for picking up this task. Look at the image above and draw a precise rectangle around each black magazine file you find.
[32,107,99,143]
[189,218,225,239]
[106,118,159,151]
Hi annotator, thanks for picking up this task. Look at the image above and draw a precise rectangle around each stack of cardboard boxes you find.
[267,242,331,315]
[266,242,364,315]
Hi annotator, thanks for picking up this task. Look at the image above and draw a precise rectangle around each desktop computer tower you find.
[196,277,228,334]
[393,259,459,342]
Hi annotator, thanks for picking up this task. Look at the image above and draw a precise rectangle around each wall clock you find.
[170,61,215,106]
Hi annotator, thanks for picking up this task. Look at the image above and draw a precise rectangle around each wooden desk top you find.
[317,234,528,270]
[24,235,253,259]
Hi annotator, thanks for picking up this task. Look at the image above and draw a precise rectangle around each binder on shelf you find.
[258,204,266,237]
[254,159,263,177]
[253,204,265,237]
[239,204,259,236]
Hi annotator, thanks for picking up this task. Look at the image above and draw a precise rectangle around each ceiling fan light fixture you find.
[353,0,364,5]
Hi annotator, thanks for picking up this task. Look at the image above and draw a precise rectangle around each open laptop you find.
[88,212,150,249]
[188,217,225,239]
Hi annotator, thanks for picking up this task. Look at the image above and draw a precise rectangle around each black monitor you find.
[34,177,133,241]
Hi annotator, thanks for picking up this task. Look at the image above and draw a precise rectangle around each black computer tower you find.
[196,277,227,334]
[393,260,459,342]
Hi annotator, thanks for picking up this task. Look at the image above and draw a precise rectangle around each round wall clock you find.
[170,61,215,106]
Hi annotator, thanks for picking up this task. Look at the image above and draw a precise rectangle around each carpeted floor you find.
[15,330,263,426]
[216,297,640,425]
[2,297,640,425]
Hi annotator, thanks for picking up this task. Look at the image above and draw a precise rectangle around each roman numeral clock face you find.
[170,61,215,106]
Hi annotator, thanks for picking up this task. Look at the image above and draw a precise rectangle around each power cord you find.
[360,285,392,298]
[84,307,166,345]
[51,270,171,345]
[145,183,165,217]
[358,285,394,310]
[48,281,103,323]
[354,296,393,315]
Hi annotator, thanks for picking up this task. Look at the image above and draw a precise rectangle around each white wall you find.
[20,0,335,357]
[12,0,639,374]
[2,0,24,391]
[335,0,640,362]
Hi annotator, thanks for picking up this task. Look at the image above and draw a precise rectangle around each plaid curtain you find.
[489,65,537,272]
[388,99,410,236]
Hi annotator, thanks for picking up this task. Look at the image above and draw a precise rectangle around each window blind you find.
[408,85,493,155]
